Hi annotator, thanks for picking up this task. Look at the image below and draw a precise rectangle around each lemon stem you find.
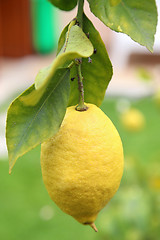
[76,63,88,111]
[75,0,87,111]
[77,0,84,28]
[90,223,98,232]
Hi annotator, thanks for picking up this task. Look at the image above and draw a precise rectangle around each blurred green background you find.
[0,96,160,240]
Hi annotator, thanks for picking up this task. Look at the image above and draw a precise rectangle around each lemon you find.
[121,108,145,132]
[41,103,124,231]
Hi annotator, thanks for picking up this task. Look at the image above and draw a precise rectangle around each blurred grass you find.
[0,96,160,240]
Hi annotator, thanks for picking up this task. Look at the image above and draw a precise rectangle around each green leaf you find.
[87,0,158,51]
[6,68,70,174]
[48,0,77,11]
[59,24,94,56]
[57,24,69,55]
[109,0,121,7]
[6,21,94,173]
[68,14,113,107]
[35,23,94,90]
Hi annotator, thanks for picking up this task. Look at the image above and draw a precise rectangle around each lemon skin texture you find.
[121,108,145,132]
[41,103,124,225]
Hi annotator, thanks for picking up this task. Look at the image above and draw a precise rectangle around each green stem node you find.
[75,63,88,111]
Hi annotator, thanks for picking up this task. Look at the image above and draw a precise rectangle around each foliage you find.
[7,20,94,173]
[6,69,70,173]
[69,15,113,106]
[87,0,157,51]
[48,0,78,11]
[6,0,158,171]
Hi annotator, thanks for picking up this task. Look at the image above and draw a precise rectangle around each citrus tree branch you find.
[76,62,88,111]
[76,0,84,27]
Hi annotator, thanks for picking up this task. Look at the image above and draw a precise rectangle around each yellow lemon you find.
[41,103,124,231]
[121,108,145,132]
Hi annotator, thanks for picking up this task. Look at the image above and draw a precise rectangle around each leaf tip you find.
[9,158,15,175]
[147,45,153,53]
[9,163,13,175]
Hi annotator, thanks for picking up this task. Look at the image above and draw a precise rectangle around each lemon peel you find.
[41,103,124,230]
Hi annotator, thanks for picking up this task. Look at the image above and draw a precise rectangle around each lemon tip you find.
[90,223,98,232]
